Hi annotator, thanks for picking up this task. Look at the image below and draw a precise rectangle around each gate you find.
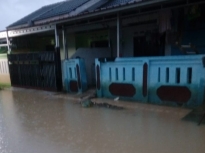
[7,49,62,91]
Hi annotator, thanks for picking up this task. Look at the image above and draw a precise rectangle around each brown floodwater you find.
[0,88,205,153]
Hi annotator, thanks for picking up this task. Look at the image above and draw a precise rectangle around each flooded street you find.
[0,88,205,153]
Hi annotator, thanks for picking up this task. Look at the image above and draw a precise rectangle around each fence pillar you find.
[54,25,62,91]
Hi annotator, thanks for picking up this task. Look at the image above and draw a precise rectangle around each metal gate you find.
[7,49,62,91]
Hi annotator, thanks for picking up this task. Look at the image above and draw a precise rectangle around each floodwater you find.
[0,88,205,153]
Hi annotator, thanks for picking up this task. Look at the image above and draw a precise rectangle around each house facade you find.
[1,0,205,107]
[0,32,10,86]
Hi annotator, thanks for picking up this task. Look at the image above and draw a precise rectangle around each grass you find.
[0,83,11,89]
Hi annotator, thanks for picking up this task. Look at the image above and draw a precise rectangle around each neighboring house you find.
[1,0,205,106]
[0,33,10,86]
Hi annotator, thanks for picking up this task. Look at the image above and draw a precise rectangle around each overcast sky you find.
[0,0,64,31]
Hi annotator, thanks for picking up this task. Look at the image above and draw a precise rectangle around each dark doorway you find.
[90,40,109,48]
[133,35,161,57]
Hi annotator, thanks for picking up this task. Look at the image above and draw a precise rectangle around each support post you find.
[6,30,10,54]
[62,26,68,60]
[108,29,113,57]
[55,25,59,48]
[117,13,121,57]
[54,25,62,91]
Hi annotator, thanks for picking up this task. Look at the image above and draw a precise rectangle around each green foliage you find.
[0,47,7,54]
[0,83,11,89]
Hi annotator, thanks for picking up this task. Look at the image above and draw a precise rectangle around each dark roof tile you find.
[8,0,89,28]
[101,0,134,8]
[35,0,89,21]
[8,0,151,29]
[8,2,63,28]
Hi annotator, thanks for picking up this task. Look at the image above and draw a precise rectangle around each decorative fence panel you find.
[62,59,87,93]
[95,55,205,107]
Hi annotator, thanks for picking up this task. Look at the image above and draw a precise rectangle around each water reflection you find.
[0,88,205,153]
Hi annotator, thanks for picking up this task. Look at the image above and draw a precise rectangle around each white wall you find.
[59,23,165,60]
[60,32,76,60]
[109,28,117,57]
[71,48,111,86]
[108,23,159,58]
[67,33,76,58]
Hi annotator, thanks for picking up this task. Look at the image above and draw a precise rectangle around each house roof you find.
[7,0,90,29]
[34,0,90,21]
[8,2,62,28]
[86,0,135,12]
[7,0,160,29]
[101,0,135,8]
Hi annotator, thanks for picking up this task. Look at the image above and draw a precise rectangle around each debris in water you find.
[114,97,119,101]
[80,92,123,110]
[81,98,124,110]
[94,102,124,110]
[81,99,93,108]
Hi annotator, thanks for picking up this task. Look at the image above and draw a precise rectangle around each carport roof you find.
[7,0,157,29]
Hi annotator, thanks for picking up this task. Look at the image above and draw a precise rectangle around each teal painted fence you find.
[95,55,205,107]
[62,59,87,93]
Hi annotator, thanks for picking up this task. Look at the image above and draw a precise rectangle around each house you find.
[1,0,205,107]
[0,31,10,86]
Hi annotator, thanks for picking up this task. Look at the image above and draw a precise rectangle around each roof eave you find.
[33,0,170,26]
[8,0,171,30]
[7,23,29,30]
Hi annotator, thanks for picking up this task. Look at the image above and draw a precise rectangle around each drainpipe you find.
[117,13,121,57]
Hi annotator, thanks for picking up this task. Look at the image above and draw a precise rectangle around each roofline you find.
[36,0,170,25]
[7,23,30,31]
[7,0,205,30]
[8,0,171,30]
[7,0,66,29]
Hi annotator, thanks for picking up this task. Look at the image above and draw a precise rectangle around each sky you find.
[0,0,64,31]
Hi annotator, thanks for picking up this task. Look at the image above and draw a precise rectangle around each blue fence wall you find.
[62,59,87,93]
[95,55,205,107]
